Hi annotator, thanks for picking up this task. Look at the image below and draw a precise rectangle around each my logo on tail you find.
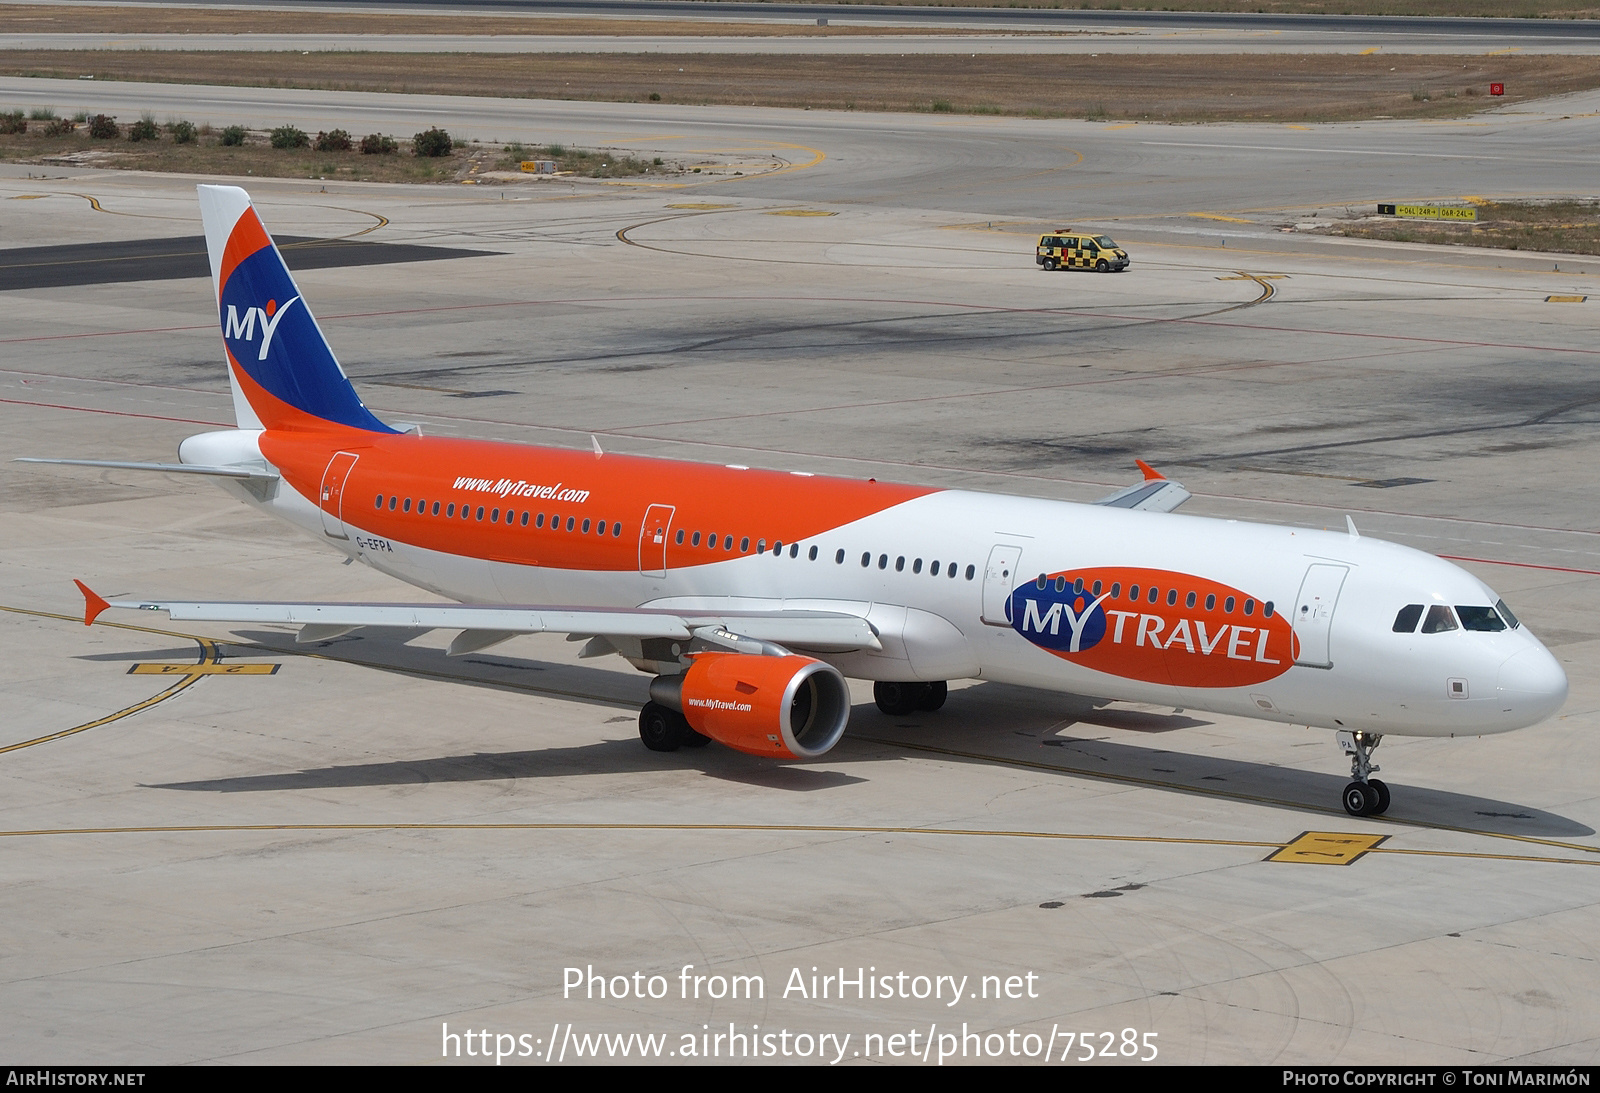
[223,296,301,361]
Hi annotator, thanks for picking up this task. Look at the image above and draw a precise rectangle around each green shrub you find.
[219,125,247,146]
[168,119,197,144]
[359,132,397,154]
[270,124,309,149]
[87,114,118,139]
[128,116,160,142]
[314,128,352,152]
[0,111,24,135]
[28,107,55,121]
[412,126,452,157]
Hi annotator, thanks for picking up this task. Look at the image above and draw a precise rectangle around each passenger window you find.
[1204,594,1215,611]
[1149,587,1159,604]
[1129,584,1140,600]
[374,494,383,509]
[535,513,544,528]
[895,556,905,572]
[807,545,816,560]
[834,549,843,564]
[404,499,412,513]
[724,535,733,550]
[965,565,975,580]
[1185,591,1196,608]
[676,530,684,544]
[1264,602,1275,618]
[569,518,577,532]
[878,554,888,570]
[432,502,441,516]
[1456,606,1507,632]
[1421,605,1459,634]
[861,552,870,567]
[1036,574,1047,590]
[388,496,397,510]
[1392,604,1424,633]
[1224,596,1235,613]
[582,519,591,534]
[741,537,750,552]
[1243,599,1255,616]
[1092,580,1103,596]
[1167,589,1178,606]
[913,558,923,574]
[1110,582,1121,599]
[691,531,700,546]
[491,508,499,523]
[613,522,622,537]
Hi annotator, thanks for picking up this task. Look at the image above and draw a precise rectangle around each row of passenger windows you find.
[1393,601,1519,634]
[1035,573,1274,617]
[377,494,623,537]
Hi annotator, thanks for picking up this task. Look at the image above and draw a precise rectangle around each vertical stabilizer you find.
[197,185,394,434]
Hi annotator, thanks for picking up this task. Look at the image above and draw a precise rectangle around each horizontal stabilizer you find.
[16,458,278,481]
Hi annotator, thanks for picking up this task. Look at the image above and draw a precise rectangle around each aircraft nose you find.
[1496,644,1568,726]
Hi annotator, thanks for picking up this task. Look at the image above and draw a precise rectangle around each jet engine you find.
[649,653,851,760]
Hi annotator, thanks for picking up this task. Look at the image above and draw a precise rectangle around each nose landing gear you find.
[1337,730,1389,816]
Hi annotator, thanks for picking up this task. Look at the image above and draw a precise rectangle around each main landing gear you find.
[638,701,711,752]
[1337,730,1390,817]
[873,680,948,717]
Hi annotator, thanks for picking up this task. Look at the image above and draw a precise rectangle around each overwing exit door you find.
[638,504,674,578]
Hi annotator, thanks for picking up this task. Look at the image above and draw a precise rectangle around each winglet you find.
[74,580,110,626]
[1135,459,1165,481]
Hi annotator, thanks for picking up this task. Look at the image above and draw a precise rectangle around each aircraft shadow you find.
[130,633,1591,837]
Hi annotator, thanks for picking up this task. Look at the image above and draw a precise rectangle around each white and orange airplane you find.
[30,186,1568,817]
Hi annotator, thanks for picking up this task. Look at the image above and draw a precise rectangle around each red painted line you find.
[1441,554,1600,577]
[0,398,228,427]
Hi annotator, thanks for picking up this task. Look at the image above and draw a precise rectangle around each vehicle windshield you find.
[1093,236,1119,249]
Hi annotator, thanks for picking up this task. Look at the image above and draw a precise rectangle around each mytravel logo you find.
[223,295,300,362]
[453,477,591,503]
[1010,567,1296,688]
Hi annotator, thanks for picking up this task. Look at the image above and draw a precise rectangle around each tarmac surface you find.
[1,78,1597,1065]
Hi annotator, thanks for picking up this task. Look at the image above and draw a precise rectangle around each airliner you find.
[28,186,1568,818]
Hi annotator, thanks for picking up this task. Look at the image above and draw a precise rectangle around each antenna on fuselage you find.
[1346,515,1360,539]
[591,434,604,459]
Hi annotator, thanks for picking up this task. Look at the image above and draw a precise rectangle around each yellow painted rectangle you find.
[129,663,280,675]
[1395,205,1477,221]
[1266,830,1387,865]
[1546,295,1587,303]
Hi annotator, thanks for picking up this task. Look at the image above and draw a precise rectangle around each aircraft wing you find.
[76,583,881,654]
[1093,459,1191,513]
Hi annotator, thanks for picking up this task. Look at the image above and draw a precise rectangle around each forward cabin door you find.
[1291,563,1349,669]
[318,451,360,539]
[981,544,1024,626]
[638,504,674,578]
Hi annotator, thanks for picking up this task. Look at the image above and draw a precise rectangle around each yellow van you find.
[1036,231,1129,272]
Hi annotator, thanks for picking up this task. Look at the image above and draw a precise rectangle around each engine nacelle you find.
[651,653,851,760]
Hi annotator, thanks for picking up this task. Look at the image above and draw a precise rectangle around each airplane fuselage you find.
[180,426,1567,741]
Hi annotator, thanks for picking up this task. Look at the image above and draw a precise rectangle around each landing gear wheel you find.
[874,681,922,717]
[680,724,712,748]
[639,701,686,752]
[1095,259,1109,272]
[1043,257,1058,271]
[1368,778,1391,815]
[917,681,948,712]
[1342,780,1380,817]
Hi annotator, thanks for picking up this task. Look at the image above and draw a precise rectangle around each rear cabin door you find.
[318,451,360,539]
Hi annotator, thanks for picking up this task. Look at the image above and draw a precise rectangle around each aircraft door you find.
[638,504,674,578]
[318,451,360,539]
[981,544,1023,626]
[1291,563,1349,668]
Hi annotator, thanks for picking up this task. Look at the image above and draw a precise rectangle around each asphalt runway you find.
[0,78,1597,1065]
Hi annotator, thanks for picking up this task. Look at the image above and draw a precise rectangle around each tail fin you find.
[198,185,394,434]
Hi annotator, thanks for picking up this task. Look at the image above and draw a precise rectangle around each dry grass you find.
[1332,200,1600,255]
[0,4,1009,37]
[1,1,1596,27]
[6,50,1600,122]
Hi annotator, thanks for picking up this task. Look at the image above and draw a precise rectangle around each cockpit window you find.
[1456,606,1507,632]
[1495,598,1521,630]
[1421,604,1458,634]
[1392,604,1424,633]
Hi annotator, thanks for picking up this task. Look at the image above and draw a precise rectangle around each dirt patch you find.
[2,1,1597,26]
[5,51,1599,122]
[0,3,1027,37]
[1326,200,1600,256]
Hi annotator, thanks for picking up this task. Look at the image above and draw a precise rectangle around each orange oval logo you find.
[1011,567,1296,688]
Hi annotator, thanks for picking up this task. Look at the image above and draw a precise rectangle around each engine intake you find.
[650,653,850,760]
